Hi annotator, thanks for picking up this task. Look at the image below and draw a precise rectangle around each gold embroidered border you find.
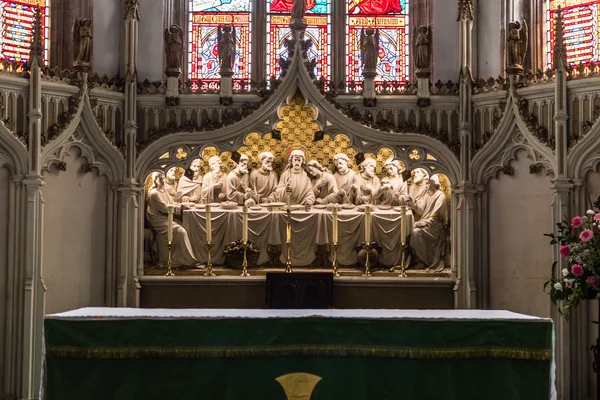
[46,344,552,361]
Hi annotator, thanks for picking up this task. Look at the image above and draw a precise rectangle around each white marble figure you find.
[306,159,339,204]
[355,157,381,205]
[405,167,430,219]
[249,151,278,203]
[332,153,358,204]
[379,158,407,206]
[411,175,447,271]
[227,153,254,205]
[274,150,315,205]
[202,156,227,203]
[176,159,202,203]
[164,167,180,198]
[146,172,199,268]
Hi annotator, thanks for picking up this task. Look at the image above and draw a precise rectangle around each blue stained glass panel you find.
[191,0,250,12]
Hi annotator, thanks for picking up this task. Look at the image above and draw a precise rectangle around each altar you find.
[182,206,413,267]
[44,308,554,400]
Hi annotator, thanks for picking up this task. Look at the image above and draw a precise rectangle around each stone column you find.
[20,8,46,399]
[455,0,477,309]
[119,0,141,307]
[362,69,376,106]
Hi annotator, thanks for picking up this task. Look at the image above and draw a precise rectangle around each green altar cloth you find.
[44,308,553,400]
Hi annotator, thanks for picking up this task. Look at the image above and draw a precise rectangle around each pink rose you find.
[565,280,573,288]
[580,229,594,243]
[572,264,584,276]
[588,276,600,288]
[572,216,583,228]
[560,245,570,256]
[595,214,600,223]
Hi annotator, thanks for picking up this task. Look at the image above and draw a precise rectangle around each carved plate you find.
[194,204,206,209]
[377,205,392,210]
[208,203,221,208]
[250,205,262,211]
[313,204,327,209]
[342,204,355,210]
[268,202,286,207]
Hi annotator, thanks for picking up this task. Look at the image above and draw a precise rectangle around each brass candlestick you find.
[285,208,293,273]
[204,241,216,276]
[398,241,409,277]
[165,241,175,276]
[240,241,250,277]
[362,241,373,277]
[330,243,340,276]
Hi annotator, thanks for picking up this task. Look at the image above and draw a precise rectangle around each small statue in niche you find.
[506,20,528,73]
[218,25,236,74]
[413,25,431,72]
[360,28,379,70]
[291,0,306,20]
[72,18,92,71]
[164,24,184,76]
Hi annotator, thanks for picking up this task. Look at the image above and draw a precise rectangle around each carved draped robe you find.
[355,173,381,205]
[226,170,251,205]
[311,171,339,203]
[202,171,227,203]
[177,176,202,202]
[411,189,447,268]
[379,176,407,206]
[249,169,278,202]
[146,188,198,267]
[333,170,358,204]
[274,168,316,205]
[407,182,429,219]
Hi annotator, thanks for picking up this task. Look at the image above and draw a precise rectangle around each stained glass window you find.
[0,0,49,64]
[547,0,600,67]
[266,0,331,79]
[188,0,251,85]
[347,0,408,87]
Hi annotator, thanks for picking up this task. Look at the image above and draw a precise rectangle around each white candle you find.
[242,206,248,243]
[286,188,292,209]
[167,206,174,243]
[365,205,371,243]
[332,207,338,245]
[205,205,212,243]
[400,206,407,244]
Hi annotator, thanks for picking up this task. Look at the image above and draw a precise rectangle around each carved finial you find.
[28,6,43,67]
[72,18,92,72]
[457,0,474,21]
[553,6,568,71]
[124,0,140,21]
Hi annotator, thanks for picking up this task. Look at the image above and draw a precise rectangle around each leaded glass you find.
[0,0,48,64]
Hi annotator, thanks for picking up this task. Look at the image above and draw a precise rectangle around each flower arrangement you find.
[223,240,260,270]
[545,198,600,318]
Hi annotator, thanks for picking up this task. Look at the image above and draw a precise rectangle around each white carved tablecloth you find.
[183,207,413,267]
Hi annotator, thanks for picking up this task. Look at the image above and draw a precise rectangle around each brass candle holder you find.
[362,241,373,277]
[330,243,340,276]
[204,241,216,276]
[398,241,409,277]
[165,241,175,276]
[284,208,293,273]
[240,241,250,277]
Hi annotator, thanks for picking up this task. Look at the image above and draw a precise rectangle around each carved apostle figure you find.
[291,0,306,19]
[332,153,358,204]
[202,156,227,203]
[414,25,431,71]
[274,150,315,205]
[227,153,254,205]
[146,172,199,268]
[164,24,184,76]
[379,158,407,206]
[176,159,202,203]
[164,167,180,198]
[411,174,447,271]
[218,25,236,73]
[249,151,278,203]
[306,159,339,204]
[507,20,528,70]
[355,158,381,205]
[72,18,92,70]
[404,167,430,219]
[360,28,379,70]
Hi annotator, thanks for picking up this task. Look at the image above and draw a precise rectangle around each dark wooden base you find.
[139,273,455,309]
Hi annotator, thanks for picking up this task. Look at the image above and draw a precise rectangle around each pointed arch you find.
[0,121,27,174]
